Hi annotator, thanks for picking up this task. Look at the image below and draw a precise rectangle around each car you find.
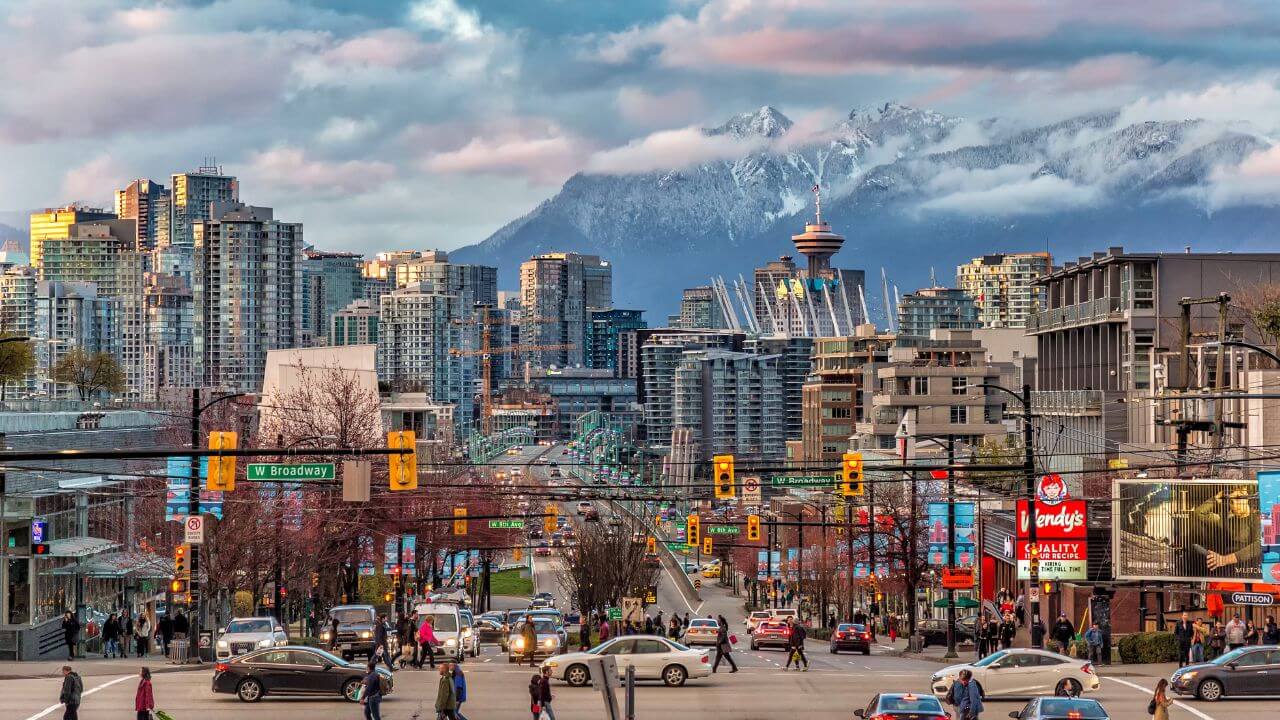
[412,602,466,661]
[528,528,544,540]
[931,649,1100,699]
[919,617,976,648]
[577,501,593,515]
[473,617,506,646]
[216,617,289,659]
[535,543,552,556]
[855,693,948,720]
[319,605,379,661]
[829,623,872,655]
[542,635,711,687]
[751,620,791,650]
[681,618,720,647]
[508,617,563,663]
[531,592,557,609]
[459,610,480,658]
[681,558,700,573]
[520,609,568,646]
[701,565,721,579]
[608,513,623,526]
[1170,645,1280,700]
[1009,696,1111,720]
[745,610,774,634]
[211,646,393,703]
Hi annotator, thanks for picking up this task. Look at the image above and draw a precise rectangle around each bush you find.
[1116,631,1180,664]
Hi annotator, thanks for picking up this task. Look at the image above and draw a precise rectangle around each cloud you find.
[1204,145,1280,210]
[585,126,765,174]
[615,87,707,127]
[409,0,488,42]
[317,117,378,145]
[321,29,438,68]
[60,155,130,206]
[1118,79,1280,132]
[920,174,1100,215]
[424,127,589,185]
[243,147,396,196]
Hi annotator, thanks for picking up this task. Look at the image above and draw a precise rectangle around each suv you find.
[321,605,379,661]
[215,617,288,659]
[414,601,465,661]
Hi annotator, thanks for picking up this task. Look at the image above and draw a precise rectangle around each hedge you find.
[1116,631,1180,664]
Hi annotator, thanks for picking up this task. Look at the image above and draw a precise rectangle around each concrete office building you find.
[672,349,785,461]
[115,179,171,250]
[302,250,364,346]
[520,253,612,368]
[331,299,380,346]
[678,286,726,329]
[28,205,116,270]
[193,203,303,392]
[957,252,1052,329]
[800,327,894,463]
[378,283,479,431]
[586,309,647,374]
[170,165,239,249]
[897,287,980,338]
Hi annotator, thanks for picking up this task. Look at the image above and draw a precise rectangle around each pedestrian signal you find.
[387,430,418,490]
[206,431,238,491]
[453,507,468,535]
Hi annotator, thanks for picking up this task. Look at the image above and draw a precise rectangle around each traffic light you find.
[840,451,864,497]
[170,579,184,594]
[712,454,735,499]
[646,536,657,554]
[512,547,523,563]
[174,544,190,580]
[686,514,700,547]
[32,543,49,555]
[383,591,394,603]
[206,431,238,491]
[387,430,419,490]
[311,572,320,588]
[543,504,557,533]
[453,507,468,536]
[746,514,761,541]
[702,536,712,555]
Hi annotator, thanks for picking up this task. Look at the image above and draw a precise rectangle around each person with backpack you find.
[435,662,458,720]
[956,669,984,720]
[359,661,382,720]
[1150,678,1172,720]
[529,666,555,720]
[452,662,469,720]
[135,667,154,720]
[712,614,738,673]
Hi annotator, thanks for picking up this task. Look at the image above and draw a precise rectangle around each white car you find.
[542,635,711,687]
[930,649,1100,699]
[413,602,466,661]
[577,501,593,515]
[215,617,288,659]
[681,618,720,647]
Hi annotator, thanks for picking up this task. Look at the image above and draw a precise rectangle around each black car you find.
[1009,697,1110,720]
[855,692,949,720]
[212,646,393,703]
[319,605,379,661]
[830,623,873,655]
[919,617,976,648]
[1170,645,1280,700]
[474,617,506,645]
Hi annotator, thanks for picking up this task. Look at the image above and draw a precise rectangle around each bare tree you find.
[555,524,660,618]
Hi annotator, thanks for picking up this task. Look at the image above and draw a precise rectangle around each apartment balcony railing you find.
[1027,296,1124,332]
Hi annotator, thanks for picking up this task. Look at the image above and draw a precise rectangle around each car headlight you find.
[217,640,229,649]
[360,631,372,639]
[545,661,558,668]
[544,638,557,648]
[1180,671,1197,680]
[258,639,273,648]
[463,629,473,638]
[446,639,457,647]
[319,631,331,640]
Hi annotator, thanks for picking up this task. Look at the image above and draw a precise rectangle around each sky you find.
[3,0,1280,251]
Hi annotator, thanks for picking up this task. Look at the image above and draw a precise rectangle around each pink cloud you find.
[245,147,396,196]
[322,29,439,68]
[60,155,130,206]
[615,87,707,127]
[1057,54,1153,93]
[423,128,589,185]
[1206,145,1280,209]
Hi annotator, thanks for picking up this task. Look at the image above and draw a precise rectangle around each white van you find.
[414,601,465,661]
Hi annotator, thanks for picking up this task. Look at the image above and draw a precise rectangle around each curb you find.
[0,662,211,680]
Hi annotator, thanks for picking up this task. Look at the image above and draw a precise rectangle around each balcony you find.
[1027,296,1124,332]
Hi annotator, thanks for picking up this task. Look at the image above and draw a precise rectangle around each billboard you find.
[927,502,976,567]
[1258,472,1280,583]
[165,457,223,521]
[1016,498,1088,580]
[1113,479,1262,582]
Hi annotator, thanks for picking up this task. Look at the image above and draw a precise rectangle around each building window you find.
[950,406,968,424]
[952,377,967,395]
[912,377,928,395]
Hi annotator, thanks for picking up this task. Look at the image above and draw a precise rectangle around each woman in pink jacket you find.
[135,667,154,720]
[417,617,437,669]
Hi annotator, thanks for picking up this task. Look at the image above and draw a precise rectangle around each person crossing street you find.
[712,614,738,673]
[783,617,808,671]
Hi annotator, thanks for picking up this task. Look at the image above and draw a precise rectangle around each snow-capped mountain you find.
[453,103,1279,321]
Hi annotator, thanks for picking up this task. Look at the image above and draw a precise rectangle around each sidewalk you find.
[0,655,212,680]
[885,637,1179,679]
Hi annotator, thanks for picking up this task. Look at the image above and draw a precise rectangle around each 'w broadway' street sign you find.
[770,475,836,488]
[246,463,336,481]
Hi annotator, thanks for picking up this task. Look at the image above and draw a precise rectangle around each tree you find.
[556,523,660,618]
[52,349,126,400]
[0,336,34,401]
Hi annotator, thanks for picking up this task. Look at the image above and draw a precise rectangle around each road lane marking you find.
[23,673,134,720]
[1107,677,1218,720]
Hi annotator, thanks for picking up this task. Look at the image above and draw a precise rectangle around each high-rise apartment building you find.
[193,203,302,391]
[586,309,646,374]
[519,253,611,367]
[800,327,894,463]
[637,328,746,446]
[302,250,364,346]
[394,251,498,308]
[897,287,980,337]
[672,349,784,461]
[170,164,239,249]
[35,281,119,397]
[378,283,478,430]
[28,205,116,270]
[331,299,380,346]
[746,335,814,441]
[956,252,1052,328]
[0,266,36,398]
[115,179,171,250]
[144,273,196,392]
[678,286,725,329]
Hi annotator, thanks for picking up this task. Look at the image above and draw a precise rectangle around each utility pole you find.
[1022,383,1039,629]
[945,435,958,659]
[189,388,201,657]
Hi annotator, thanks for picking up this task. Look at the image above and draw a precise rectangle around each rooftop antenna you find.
[812,182,822,224]
[930,266,937,287]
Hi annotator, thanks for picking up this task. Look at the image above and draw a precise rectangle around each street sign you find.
[246,463,336,481]
[1029,586,1040,603]
[693,578,702,589]
[707,525,740,535]
[741,476,762,505]
[645,586,658,604]
[30,519,48,544]
[488,519,525,529]
[606,607,622,621]
[770,474,835,488]
[622,597,643,622]
[941,568,975,589]
[1230,591,1275,606]
[185,515,205,545]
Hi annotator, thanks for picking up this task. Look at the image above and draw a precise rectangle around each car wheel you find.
[662,664,688,687]
[1197,678,1223,701]
[237,678,264,703]
[342,678,362,703]
[1056,678,1082,697]
[566,663,591,687]
[342,652,354,662]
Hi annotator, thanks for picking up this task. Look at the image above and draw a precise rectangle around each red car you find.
[750,620,791,650]
[829,623,872,655]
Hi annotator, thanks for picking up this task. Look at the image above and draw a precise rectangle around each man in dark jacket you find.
[373,614,394,671]
[1173,612,1193,667]
[173,610,190,639]
[1264,616,1280,645]
[999,614,1016,650]
[61,611,80,660]
[975,613,989,658]
[783,617,809,671]
[102,613,121,658]
[1030,616,1046,649]
[60,665,82,720]
[158,612,174,657]
[120,610,133,658]
[529,667,555,720]
[395,613,414,669]
[1051,613,1075,652]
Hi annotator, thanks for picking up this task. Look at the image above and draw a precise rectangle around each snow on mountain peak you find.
[707,105,793,139]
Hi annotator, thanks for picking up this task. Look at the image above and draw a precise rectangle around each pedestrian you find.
[1051,612,1075,654]
[1226,613,1246,650]
[668,616,680,639]
[120,609,134,658]
[783,617,808,671]
[712,614,738,673]
[418,615,438,669]
[1030,616,1046,649]
[655,610,664,632]
[1210,622,1227,659]
[373,613,394,672]
[1084,622,1103,664]
[158,612,174,658]
[452,662,469,720]
[1173,612,1193,668]
[396,613,415,669]
[956,669,984,720]
[598,617,611,643]
[134,612,151,658]
[1150,678,1173,720]
[999,614,1016,650]
[529,666,556,720]
[172,609,189,644]
[1245,619,1259,646]
[1014,596,1026,627]
[1190,618,1206,662]
[60,665,82,720]
[61,610,80,660]
[329,614,340,652]
[975,612,989,658]
[360,661,382,720]
[1264,616,1280,645]
[854,608,867,626]
[435,662,458,720]
[986,615,1000,653]
[520,619,538,666]
[135,667,154,720]
[103,612,122,659]
[945,669,966,718]
[644,616,654,634]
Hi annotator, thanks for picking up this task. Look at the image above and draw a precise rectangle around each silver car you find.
[507,618,562,663]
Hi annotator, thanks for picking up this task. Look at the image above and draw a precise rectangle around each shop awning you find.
[44,536,119,558]
[46,551,170,579]
[933,597,981,608]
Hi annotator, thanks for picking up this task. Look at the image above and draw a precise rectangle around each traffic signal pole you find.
[189,389,202,660]
[945,436,958,659]
[1022,383,1040,630]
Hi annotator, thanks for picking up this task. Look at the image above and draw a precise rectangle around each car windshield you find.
[837,624,865,632]
[751,612,772,619]
[1039,700,1107,718]
[426,614,459,632]
[879,696,944,713]
[973,650,1009,667]
[226,619,274,634]
[523,620,556,634]
[331,609,373,624]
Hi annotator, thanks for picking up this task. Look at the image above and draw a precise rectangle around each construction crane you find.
[450,309,575,435]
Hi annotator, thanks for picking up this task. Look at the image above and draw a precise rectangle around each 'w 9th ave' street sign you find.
[246,463,336,481]
[489,519,526,529]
